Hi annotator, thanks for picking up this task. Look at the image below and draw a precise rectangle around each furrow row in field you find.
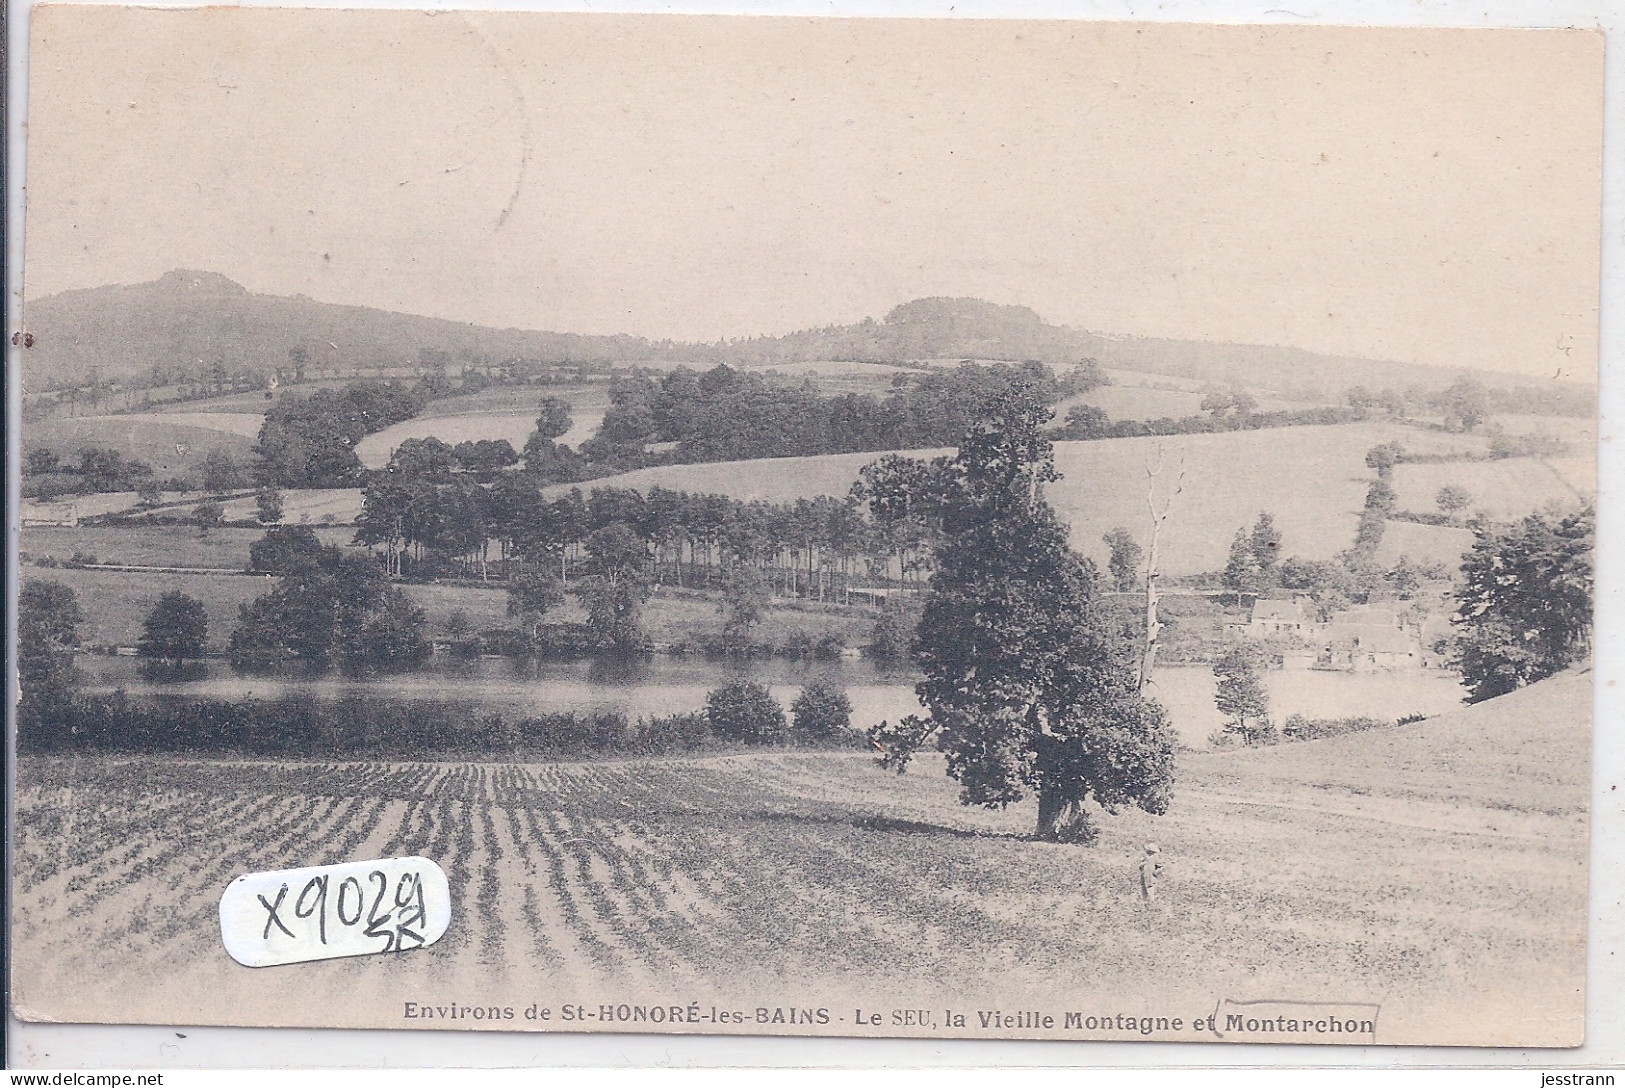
[11,791,225,959]
[338,799,412,864]
[106,794,352,964]
[687,825,909,981]
[124,794,354,970]
[512,799,625,982]
[597,824,743,970]
[496,802,567,977]
[156,792,372,939]
[431,793,478,961]
[548,808,714,979]
[795,826,1050,981]
[102,793,378,984]
[473,778,510,970]
[13,788,207,895]
[379,782,439,859]
[68,789,284,916]
[312,795,383,866]
[540,807,679,979]
[606,766,838,979]
[20,792,303,979]
[429,764,485,802]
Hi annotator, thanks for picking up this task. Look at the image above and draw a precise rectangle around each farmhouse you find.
[1247,598,1308,636]
[1330,624,1419,671]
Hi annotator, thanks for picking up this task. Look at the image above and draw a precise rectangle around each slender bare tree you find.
[1138,444,1185,691]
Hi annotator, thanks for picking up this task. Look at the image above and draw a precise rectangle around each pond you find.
[77,655,1469,750]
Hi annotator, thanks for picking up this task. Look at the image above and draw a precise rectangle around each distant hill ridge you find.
[22,271,1560,398]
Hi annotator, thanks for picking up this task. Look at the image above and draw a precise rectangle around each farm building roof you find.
[1251,598,1304,623]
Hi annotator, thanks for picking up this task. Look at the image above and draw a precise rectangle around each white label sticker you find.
[219,856,451,968]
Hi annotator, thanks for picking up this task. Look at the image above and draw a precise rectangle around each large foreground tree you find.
[1452,507,1592,702]
[871,382,1175,842]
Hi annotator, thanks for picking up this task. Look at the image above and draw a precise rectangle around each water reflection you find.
[76,654,1465,750]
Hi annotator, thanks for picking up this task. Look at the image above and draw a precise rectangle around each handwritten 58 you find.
[220,856,451,967]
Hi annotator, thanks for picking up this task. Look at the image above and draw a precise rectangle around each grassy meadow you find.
[11,669,1588,1044]
[22,567,271,651]
[21,525,355,570]
[1391,459,1592,519]
[25,415,256,477]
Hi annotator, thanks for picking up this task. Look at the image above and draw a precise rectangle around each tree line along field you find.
[10,669,1586,1043]
[19,415,1584,643]
[19,551,873,652]
[26,371,1588,585]
[544,422,1556,576]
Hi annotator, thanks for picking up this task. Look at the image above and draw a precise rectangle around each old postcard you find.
[9,9,1602,1048]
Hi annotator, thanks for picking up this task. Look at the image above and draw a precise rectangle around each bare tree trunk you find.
[1138,446,1186,692]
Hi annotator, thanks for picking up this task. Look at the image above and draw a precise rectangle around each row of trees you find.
[355,443,961,599]
[254,522,656,659]
[17,579,866,754]
[25,443,264,504]
[1054,401,1363,442]
[1345,377,1490,431]
[1218,507,1453,615]
[579,360,1097,470]
[23,446,167,499]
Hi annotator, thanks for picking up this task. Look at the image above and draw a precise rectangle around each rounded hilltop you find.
[151,269,248,295]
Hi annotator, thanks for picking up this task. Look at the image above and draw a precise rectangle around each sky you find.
[22,9,1605,378]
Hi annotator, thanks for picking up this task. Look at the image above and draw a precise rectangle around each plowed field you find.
[12,671,1588,1045]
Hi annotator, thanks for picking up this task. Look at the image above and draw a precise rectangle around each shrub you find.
[704,636,772,660]
[249,526,328,574]
[706,679,788,743]
[471,713,520,754]
[637,711,713,754]
[514,710,632,757]
[791,682,853,739]
[868,599,918,663]
[525,621,601,659]
[1280,713,1392,741]
[336,589,432,676]
[813,633,848,661]
[781,629,816,659]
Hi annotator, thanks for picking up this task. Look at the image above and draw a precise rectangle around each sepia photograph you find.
[7,8,1604,1049]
